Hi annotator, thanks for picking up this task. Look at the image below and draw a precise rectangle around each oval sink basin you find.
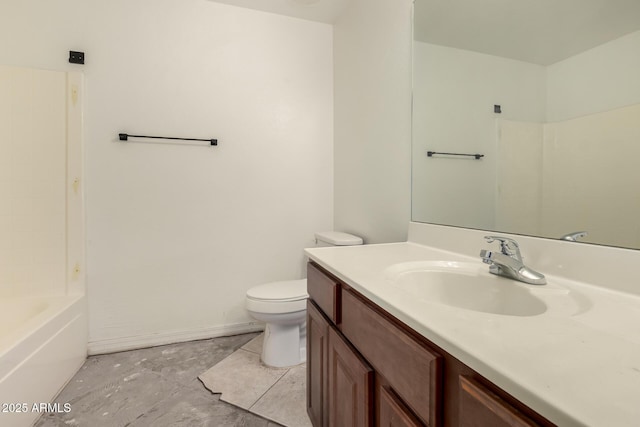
[385,261,547,316]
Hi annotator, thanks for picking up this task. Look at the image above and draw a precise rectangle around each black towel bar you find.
[119,133,217,146]
[427,151,483,160]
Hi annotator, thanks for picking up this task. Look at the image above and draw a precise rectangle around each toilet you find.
[245,231,363,367]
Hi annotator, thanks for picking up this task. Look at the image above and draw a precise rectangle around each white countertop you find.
[304,241,640,427]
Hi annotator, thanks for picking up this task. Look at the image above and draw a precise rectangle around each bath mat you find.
[199,334,311,427]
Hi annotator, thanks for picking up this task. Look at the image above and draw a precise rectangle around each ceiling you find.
[414,0,640,65]
[209,0,640,65]
[210,0,350,24]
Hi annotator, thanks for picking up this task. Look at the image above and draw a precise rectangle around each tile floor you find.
[35,333,283,427]
[199,334,311,427]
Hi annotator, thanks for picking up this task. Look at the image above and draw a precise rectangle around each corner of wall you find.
[333,0,413,244]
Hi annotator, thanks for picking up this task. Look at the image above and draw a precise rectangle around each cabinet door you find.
[378,383,424,427]
[459,376,538,427]
[341,288,442,426]
[308,300,330,427]
[327,327,374,427]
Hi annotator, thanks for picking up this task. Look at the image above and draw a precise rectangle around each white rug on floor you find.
[199,334,312,427]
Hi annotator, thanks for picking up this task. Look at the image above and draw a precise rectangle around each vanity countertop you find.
[304,241,640,427]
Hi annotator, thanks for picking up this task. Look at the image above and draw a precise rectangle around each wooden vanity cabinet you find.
[307,262,437,427]
[377,380,424,427]
[306,262,555,427]
[340,287,441,426]
[307,299,374,427]
[458,376,539,427]
[307,261,341,323]
[307,300,330,427]
[327,326,374,426]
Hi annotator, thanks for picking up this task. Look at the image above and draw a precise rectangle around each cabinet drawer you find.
[459,376,538,427]
[307,263,340,323]
[340,288,442,426]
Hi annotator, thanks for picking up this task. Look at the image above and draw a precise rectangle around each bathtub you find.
[0,295,87,427]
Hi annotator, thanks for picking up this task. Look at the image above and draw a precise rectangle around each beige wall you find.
[333,0,413,244]
[547,30,640,122]
[0,0,334,352]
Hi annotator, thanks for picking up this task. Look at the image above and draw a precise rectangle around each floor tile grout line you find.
[201,346,288,409]
[240,333,265,355]
[157,335,259,391]
[247,366,291,412]
[252,364,312,427]
[198,336,308,426]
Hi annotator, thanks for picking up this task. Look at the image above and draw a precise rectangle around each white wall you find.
[412,42,546,230]
[0,0,334,352]
[332,0,413,244]
[547,29,640,122]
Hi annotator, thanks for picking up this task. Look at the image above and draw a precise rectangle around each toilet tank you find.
[315,231,363,247]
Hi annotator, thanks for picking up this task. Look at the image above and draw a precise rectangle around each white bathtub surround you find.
[0,66,86,427]
[0,67,85,298]
[0,296,86,427]
[305,222,640,427]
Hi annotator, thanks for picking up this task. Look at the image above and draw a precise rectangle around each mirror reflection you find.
[412,0,640,249]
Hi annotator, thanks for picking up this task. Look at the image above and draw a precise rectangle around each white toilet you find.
[245,231,363,367]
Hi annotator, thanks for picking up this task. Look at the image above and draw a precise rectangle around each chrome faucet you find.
[479,236,546,285]
[560,231,587,242]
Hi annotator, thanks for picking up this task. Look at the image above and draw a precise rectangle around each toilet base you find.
[261,321,307,368]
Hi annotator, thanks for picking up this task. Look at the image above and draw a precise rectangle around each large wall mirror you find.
[412,0,640,250]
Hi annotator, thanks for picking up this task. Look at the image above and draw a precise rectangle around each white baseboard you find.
[87,321,265,355]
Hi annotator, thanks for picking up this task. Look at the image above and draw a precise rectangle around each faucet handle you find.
[560,231,588,242]
[484,236,521,259]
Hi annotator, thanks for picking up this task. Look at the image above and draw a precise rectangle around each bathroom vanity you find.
[306,261,552,427]
[304,223,640,427]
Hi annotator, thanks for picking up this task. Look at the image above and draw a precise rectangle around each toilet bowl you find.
[246,279,308,368]
[245,231,363,368]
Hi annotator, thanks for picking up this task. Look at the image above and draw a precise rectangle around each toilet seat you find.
[246,279,308,301]
[246,279,308,314]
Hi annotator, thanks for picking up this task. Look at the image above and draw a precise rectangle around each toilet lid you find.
[246,279,308,302]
